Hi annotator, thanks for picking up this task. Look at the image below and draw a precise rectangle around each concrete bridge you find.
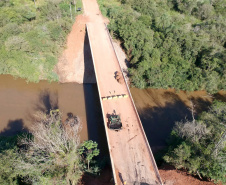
[82,0,162,184]
[86,22,162,185]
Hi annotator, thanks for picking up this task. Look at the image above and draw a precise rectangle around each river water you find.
[1,75,225,154]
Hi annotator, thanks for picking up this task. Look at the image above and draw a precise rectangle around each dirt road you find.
[83,0,162,184]
[56,0,127,83]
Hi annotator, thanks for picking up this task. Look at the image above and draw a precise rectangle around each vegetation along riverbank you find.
[98,0,226,93]
[0,0,225,184]
[0,110,100,184]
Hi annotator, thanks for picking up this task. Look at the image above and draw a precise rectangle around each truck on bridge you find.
[108,110,122,131]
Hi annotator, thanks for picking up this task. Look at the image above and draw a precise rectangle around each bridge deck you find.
[86,22,162,184]
[83,0,162,184]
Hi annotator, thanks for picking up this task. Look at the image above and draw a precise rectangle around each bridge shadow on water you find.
[83,28,96,84]
[83,30,110,160]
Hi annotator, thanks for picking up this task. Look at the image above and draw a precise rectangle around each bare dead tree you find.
[175,120,210,143]
[21,110,81,155]
[175,100,210,143]
[18,110,83,184]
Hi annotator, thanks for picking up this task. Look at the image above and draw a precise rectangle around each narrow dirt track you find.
[83,0,162,184]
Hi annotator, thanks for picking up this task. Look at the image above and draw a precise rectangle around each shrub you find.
[164,101,226,183]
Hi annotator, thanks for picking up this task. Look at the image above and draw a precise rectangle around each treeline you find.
[0,110,100,184]
[0,0,81,82]
[164,101,226,183]
[98,0,226,93]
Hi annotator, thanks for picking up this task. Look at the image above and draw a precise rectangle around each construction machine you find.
[108,110,122,131]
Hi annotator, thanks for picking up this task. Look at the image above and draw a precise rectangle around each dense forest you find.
[0,0,81,82]
[164,101,226,183]
[98,0,226,93]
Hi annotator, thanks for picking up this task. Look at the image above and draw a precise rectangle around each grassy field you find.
[0,0,82,82]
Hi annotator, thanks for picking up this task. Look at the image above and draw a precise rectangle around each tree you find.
[99,0,226,93]
[176,0,197,15]
[78,140,100,173]
[164,101,226,183]
[0,110,100,184]
[19,110,83,185]
[156,13,171,30]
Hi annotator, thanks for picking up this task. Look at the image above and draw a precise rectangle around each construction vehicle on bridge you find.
[108,111,122,131]
[115,71,124,84]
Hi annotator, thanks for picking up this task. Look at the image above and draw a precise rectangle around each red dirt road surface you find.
[83,0,162,184]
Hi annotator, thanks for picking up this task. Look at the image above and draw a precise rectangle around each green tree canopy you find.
[0,110,100,185]
[98,0,226,93]
[164,101,226,183]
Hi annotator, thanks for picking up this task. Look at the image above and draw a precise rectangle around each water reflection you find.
[35,89,59,113]
[0,119,28,136]
[130,88,226,153]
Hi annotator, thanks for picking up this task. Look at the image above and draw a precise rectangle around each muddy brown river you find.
[1,75,225,154]
[0,75,109,151]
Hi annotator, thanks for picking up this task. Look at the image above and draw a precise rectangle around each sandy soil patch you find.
[55,15,94,83]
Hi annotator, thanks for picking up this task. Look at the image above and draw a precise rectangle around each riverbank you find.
[1,74,225,184]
